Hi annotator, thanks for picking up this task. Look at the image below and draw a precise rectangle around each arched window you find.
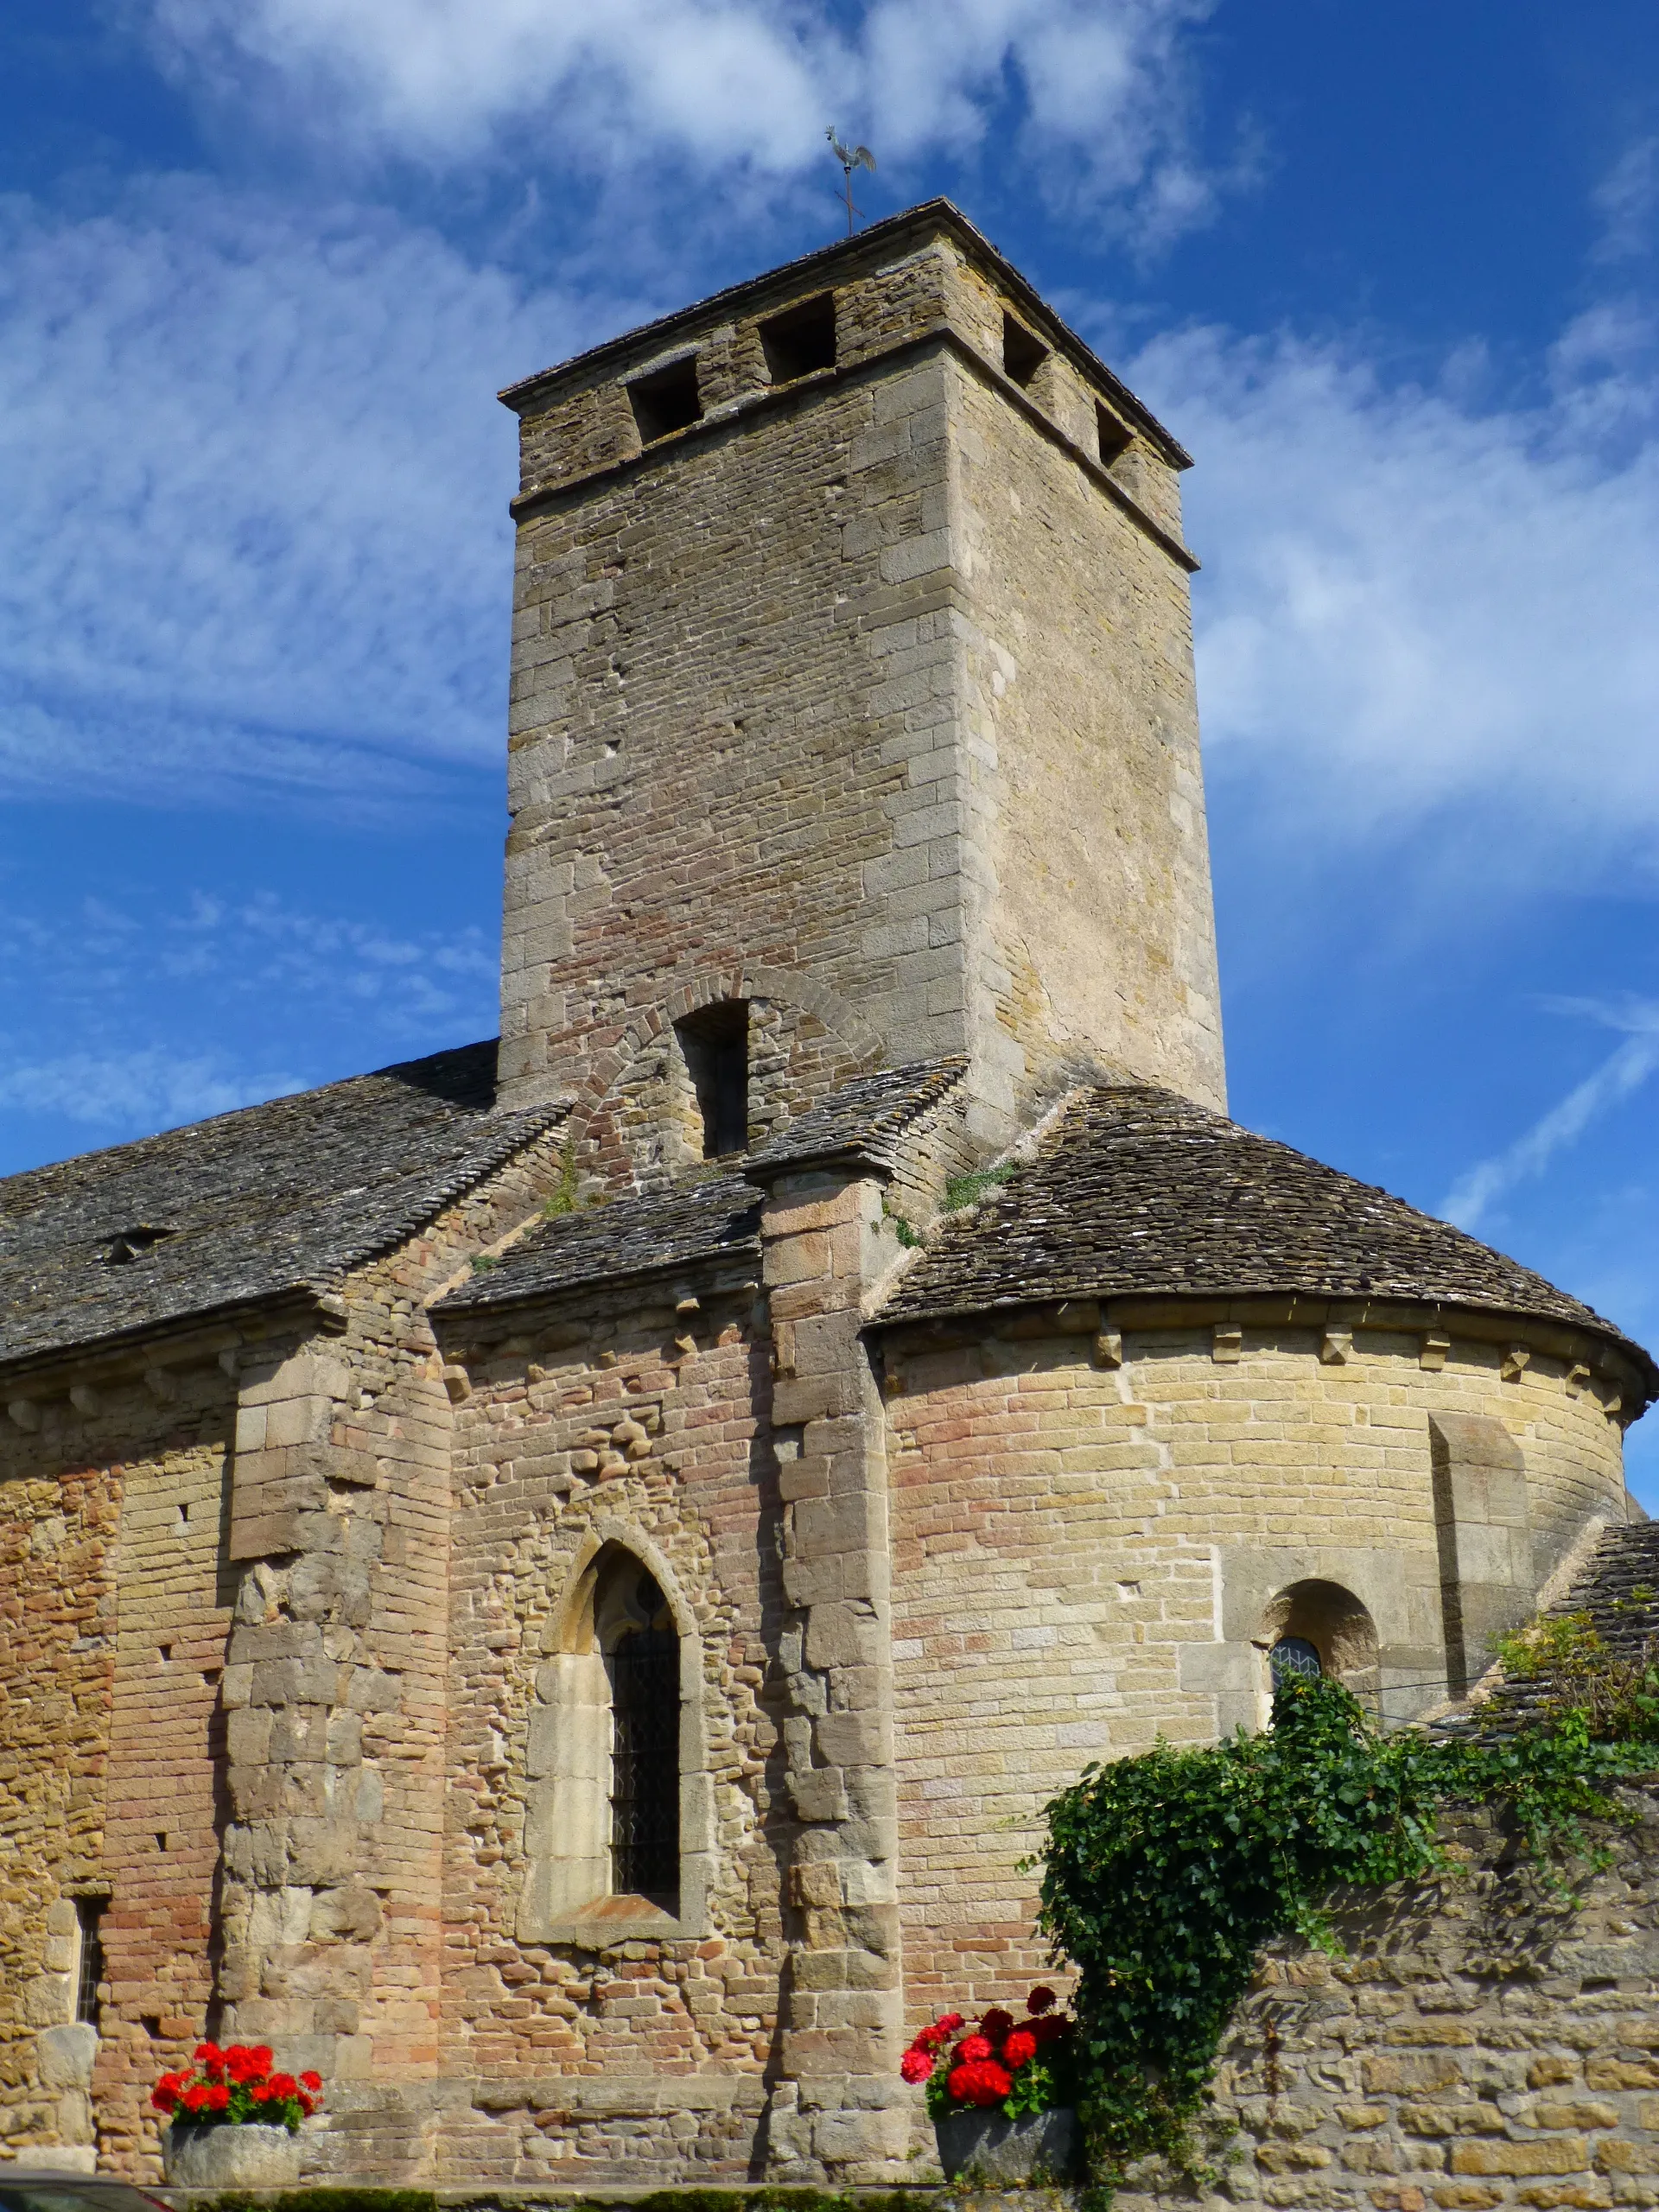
[1268,1635,1323,1689]
[1262,1580,1380,1716]
[597,1565,679,1903]
[519,1538,708,1943]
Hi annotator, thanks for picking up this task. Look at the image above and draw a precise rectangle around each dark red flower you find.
[1002,2030,1038,2069]
[899,2049,934,2083]
[1027,1985,1056,2014]
[981,2008,1014,2040]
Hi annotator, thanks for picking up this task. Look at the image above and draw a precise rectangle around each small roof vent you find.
[101,1225,175,1267]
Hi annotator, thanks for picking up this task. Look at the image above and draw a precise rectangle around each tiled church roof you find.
[877,1084,1657,1392]
[441,1058,966,1313]
[0,1040,559,1370]
[438,1173,763,1314]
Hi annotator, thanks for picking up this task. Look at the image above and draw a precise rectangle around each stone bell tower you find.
[495,200,1225,1157]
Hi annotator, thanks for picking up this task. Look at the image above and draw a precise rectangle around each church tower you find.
[495,201,1225,1166]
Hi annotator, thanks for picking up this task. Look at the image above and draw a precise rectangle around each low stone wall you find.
[1130,1790,1659,2212]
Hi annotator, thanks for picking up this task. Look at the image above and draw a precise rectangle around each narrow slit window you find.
[73,1899,105,2029]
[626,358,702,443]
[759,294,836,383]
[1002,312,1048,389]
[677,1001,749,1157]
[605,1571,679,1902]
[1096,404,1133,468]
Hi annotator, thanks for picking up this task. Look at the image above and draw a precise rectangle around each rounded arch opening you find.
[1262,1579,1381,1712]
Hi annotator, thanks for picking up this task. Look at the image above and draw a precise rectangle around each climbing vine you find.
[1034,1667,1659,2200]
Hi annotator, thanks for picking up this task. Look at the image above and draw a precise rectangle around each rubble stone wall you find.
[1174,1793,1659,2212]
[0,1359,234,2173]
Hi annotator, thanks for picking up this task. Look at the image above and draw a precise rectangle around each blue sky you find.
[2,0,1656,1492]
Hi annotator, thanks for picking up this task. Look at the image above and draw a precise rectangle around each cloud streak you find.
[1440,999,1659,1232]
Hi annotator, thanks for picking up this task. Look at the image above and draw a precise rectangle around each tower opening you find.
[1002,312,1048,389]
[627,358,703,443]
[677,1001,750,1157]
[1096,404,1133,468]
[760,294,837,383]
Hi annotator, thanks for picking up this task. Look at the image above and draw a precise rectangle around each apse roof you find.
[0,1040,558,1371]
[876,1084,1657,1395]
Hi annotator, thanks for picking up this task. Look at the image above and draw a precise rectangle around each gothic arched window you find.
[599,1565,680,1904]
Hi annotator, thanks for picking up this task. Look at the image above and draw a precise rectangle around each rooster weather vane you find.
[827,128,876,235]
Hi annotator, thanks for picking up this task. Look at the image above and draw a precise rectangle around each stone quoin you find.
[1,200,1655,2194]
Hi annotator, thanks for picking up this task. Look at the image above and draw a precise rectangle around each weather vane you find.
[827,127,876,236]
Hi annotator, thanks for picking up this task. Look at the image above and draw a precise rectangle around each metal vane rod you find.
[826,126,876,235]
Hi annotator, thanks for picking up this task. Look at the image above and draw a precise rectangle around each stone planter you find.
[935,2103,1081,2184]
[162,2121,302,2189]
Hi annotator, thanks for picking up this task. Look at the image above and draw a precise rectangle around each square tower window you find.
[677,1001,749,1158]
[626,358,703,444]
[759,294,837,383]
[1096,404,1133,468]
[1002,312,1048,389]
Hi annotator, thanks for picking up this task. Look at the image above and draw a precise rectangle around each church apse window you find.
[677,1001,750,1158]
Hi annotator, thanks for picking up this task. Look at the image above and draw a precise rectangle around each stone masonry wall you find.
[0,1360,235,2173]
[1163,1792,1659,2212]
[951,362,1224,1115]
[213,1126,570,2186]
[879,1313,1631,2036]
[499,213,1220,1149]
[431,1268,785,2189]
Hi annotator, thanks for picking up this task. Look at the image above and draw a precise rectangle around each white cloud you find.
[137,0,1217,226]
[1125,312,1659,878]
[1440,998,1659,1231]
[0,184,621,810]
[0,1049,306,1130]
[1595,137,1659,264]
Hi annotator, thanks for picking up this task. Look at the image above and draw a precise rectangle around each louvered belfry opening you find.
[605,1571,680,1902]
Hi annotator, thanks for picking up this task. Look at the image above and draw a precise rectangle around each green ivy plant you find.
[1034,1670,1659,2202]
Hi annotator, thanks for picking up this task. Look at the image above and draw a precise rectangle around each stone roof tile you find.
[0,1039,558,1370]
[746,1056,966,1175]
[437,1173,762,1314]
[877,1084,1656,1394]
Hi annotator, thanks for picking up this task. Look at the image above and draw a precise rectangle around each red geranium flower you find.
[981,2008,1014,2041]
[915,2024,946,2052]
[949,2059,1013,2108]
[204,2084,231,2113]
[1027,1985,1056,2014]
[299,2071,323,2094]
[937,2012,963,2033]
[957,2034,992,2063]
[268,2073,298,2100]
[1002,2030,1038,2069]
[899,2049,933,2083]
